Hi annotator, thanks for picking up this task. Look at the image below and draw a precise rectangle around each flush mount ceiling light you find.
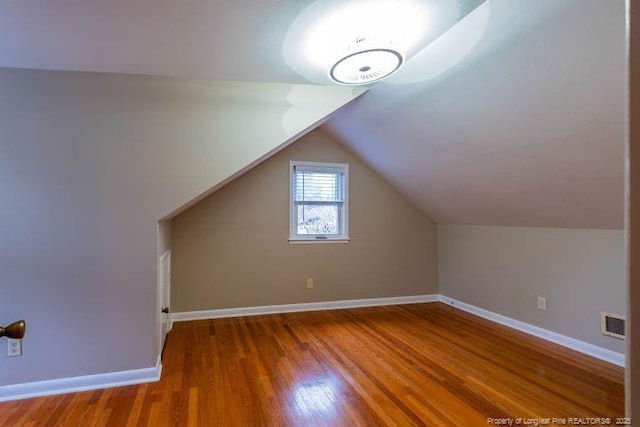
[283,0,477,85]
[329,37,404,85]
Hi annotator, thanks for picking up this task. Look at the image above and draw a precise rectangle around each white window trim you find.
[289,161,350,244]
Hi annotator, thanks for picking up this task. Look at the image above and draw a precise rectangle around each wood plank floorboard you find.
[0,303,624,426]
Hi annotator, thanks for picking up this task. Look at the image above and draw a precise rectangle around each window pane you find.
[295,171,343,202]
[297,204,339,235]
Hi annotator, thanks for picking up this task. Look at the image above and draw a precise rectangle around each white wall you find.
[0,67,360,388]
[438,224,626,353]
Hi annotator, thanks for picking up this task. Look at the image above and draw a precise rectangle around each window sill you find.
[288,238,351,245]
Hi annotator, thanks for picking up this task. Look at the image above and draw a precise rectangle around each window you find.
[289,161,349,243]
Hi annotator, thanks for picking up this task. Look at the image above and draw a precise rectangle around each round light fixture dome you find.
[329,48,404,85]
[328,36,404,85]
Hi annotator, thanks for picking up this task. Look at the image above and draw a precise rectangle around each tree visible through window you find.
[290,161,349,241]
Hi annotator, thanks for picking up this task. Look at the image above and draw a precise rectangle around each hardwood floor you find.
[0,303,624,426]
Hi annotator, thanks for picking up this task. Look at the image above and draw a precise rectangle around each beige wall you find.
[171,130,438,311]
[438,225,626,353]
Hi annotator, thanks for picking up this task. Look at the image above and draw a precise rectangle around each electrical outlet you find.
[8,339,22,357]
[306,278,314,289]
[537,296,547,311]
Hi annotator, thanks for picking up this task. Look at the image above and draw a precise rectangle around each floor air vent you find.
[601,312,625,339]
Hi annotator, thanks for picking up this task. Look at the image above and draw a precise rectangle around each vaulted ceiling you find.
[324,0,626,229]
[0,0,625,229]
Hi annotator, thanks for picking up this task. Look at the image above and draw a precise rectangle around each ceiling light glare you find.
[282,0,462,84]
[303,0,430,69]
[329,37,403,85]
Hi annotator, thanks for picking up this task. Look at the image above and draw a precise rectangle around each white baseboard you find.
[2,293,622,402]
[173,294,625,366]
[0,356,162,402]
[439,295,625,367]
[172,294,439,322]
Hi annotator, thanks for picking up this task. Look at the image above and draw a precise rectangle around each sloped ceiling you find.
[0,0,312,82]
[325,0,626,229]
[0,0,626,229]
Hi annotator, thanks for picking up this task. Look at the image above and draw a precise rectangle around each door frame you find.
[158,249,172,357]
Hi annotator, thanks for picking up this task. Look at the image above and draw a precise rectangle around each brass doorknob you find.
[0,320,26,339]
